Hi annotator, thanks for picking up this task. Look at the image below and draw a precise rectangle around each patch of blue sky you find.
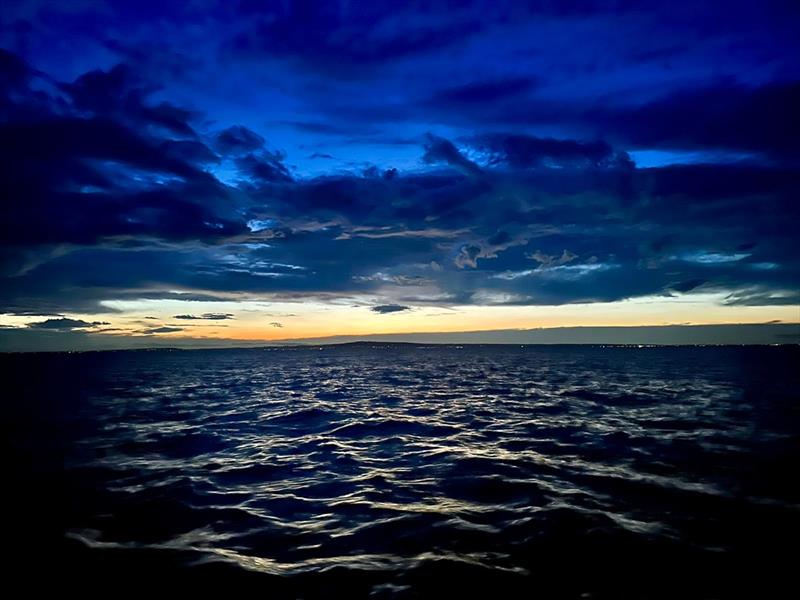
[629,149,761,168]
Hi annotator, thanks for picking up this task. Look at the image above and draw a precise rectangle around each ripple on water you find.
[5,344,800,597]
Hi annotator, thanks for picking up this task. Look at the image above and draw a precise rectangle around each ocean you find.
[4,344,799,597]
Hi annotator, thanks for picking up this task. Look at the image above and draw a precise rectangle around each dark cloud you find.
[591,81,800,159]
[173,313,235,320]
[0,48,31,89]
[215,126,265,155]
[669,279,707,293]
[235,151,293,183]
[277,120,356,136]
[143,326,183,334]
[1,117,208,180]
[362,165,398,180]
[2,151,798,315]
[160,139,219,164]
[27,318,109,330]
[432,77,537,105]
[0,52,246,260]
[62,63,196,136]
[422,134,481,175]
[230,3,483,72]
[470,134,633,170]
[371,305,412,314]
[270,322,283,328]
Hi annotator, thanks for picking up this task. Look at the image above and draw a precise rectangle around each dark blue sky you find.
[1,1,799,348]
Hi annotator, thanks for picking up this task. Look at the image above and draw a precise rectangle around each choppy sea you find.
[4,344,799,597]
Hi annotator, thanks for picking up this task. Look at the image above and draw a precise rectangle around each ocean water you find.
[4,344,799,597]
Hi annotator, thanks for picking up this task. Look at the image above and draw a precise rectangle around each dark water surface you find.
[4,344,799,597]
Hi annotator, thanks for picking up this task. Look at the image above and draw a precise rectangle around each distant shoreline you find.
[2,340,799,356]
[2,323,798,353]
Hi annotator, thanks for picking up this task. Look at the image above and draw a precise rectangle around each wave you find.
[4,345,800,597]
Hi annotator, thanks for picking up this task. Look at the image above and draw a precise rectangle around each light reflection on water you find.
[5,344,800,597]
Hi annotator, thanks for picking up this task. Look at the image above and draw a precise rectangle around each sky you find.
[1,0,799,350]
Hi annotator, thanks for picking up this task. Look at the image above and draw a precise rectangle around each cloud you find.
[590,81,800,160]
[528,250,579,269]
[454,231,529,269]
[0,116,245,251]
[173,313,235,320]
[0,46,798,324]
[270,322,283,327]
[353,273,433,286]
[422,134,481,175]
[470,134,633,169]
[0,52,249,266]
[3,157,798,314]
[0,48,31,88]
[722,288,800,306]
[669,278,706,293]
[371,305,412,314]
[454,244,482,269]
[230,4,484,72]
[235,151,293,183]
[215,126,265,155]
[61,63,196,136]
[142,326,183,334]
[432,77,538,104]
[27,318,109,330]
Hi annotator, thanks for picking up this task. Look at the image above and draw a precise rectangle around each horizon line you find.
[2,322,798,353]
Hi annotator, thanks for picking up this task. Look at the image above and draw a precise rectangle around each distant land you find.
[1,323,798,352]
[278,323,800,346]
